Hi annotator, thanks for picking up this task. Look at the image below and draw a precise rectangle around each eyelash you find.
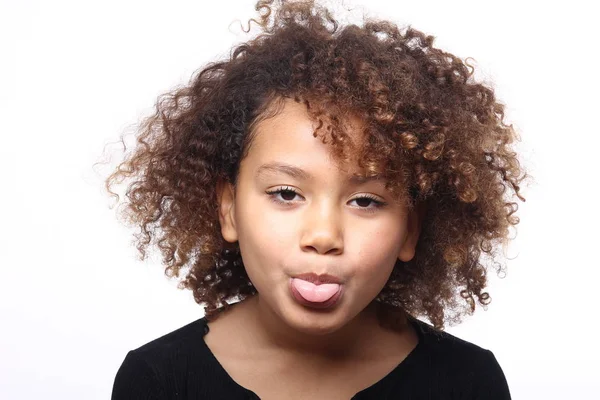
[265,186,387,214]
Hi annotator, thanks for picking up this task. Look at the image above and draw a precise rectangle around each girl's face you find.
[217,98,422,335]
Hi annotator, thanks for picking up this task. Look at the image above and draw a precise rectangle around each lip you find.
[292,272,343,285]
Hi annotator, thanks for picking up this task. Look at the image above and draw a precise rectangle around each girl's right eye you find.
[265,186,302,205]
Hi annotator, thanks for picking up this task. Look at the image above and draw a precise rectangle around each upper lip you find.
[293,273,342,285]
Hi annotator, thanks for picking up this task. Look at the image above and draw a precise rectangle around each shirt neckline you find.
[197,313,428,398]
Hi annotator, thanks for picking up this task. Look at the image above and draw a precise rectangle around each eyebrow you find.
[255,162,383,184]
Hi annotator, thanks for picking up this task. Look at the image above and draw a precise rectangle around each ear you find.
[398,201,427,262]
[216,179,238,243]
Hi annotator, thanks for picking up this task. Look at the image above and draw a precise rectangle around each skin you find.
[214,97,424,361]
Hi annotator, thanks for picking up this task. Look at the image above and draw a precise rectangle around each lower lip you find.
[289,279,344,310]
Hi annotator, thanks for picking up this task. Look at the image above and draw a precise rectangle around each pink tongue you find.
[292,278,340,303]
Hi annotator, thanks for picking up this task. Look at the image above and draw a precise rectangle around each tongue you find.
[291,278,340,303]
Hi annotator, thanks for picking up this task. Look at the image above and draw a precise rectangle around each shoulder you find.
[130,317,209,361]
[414,318,490,357]
[408,318,512,398]
[410,317,496,363]
[111,317,212,400]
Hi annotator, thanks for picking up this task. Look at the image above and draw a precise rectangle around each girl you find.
[108,0,525,398]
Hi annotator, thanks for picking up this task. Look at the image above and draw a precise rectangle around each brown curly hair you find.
[103,0,527,331]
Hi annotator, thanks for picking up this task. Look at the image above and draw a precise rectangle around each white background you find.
[1,0,598,399]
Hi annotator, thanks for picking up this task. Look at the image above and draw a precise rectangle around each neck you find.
[237,294,405,360]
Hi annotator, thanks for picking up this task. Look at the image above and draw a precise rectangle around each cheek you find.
[238,189,289,231]
[353,223,407,275]
[240,199,298,248]
[241,209,294,250]
[234,200,293,272]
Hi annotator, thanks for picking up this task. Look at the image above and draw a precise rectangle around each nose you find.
[299,200,344,255]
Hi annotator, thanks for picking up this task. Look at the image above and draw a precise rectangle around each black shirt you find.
[111,315,511,399]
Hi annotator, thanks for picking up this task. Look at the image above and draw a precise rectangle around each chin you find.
[286,315,346,336]
[278,297,352,335]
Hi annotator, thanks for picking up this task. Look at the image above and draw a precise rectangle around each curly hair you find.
[103,0,527,331]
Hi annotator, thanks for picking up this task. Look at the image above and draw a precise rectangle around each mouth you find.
[289,276,344,310]
[292,272,343,285]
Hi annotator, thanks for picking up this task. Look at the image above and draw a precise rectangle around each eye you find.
[265,186,302,204]
[348,195,386,213]
[265,187,386,213]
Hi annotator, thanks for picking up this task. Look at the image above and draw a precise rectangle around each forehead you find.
[246,97,368,172]
[255,161,383,185]
[239,97,407,203]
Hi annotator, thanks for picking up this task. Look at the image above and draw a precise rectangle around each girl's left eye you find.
[265,187,386,212]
